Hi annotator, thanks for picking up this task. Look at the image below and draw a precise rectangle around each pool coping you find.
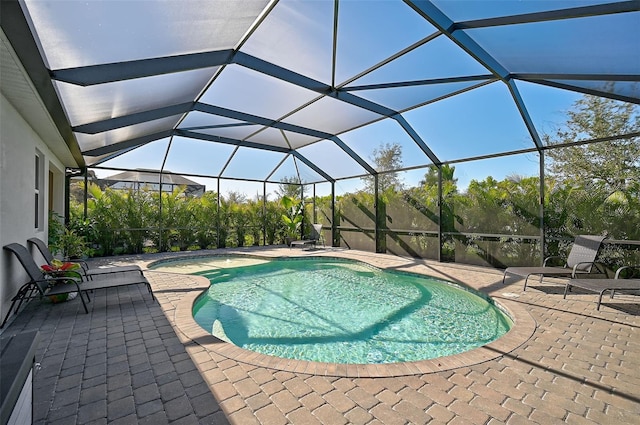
[149,251,537,377]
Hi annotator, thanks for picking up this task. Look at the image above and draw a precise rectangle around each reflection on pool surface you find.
[186,257,512,364]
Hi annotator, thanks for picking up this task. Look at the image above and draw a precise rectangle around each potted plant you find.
[41,259,82,303]
[281,195,302,246]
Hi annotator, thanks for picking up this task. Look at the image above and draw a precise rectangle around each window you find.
[34,150,44,229]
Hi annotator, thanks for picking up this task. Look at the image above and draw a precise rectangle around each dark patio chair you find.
[290,224,325,249]
[502,235,607,290]
[28,237,142,279]
[564,265,640,310]
[2,243,153,328]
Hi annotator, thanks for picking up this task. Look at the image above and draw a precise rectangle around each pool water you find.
[191,257,512,364]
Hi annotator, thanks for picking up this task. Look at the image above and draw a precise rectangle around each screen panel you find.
[346,35,490,88]
[54,68,217,126]
[246,127,296,149]
[241,0,334,84]
[164,136,236,177]
[448,154,542,265]
[335,0,437,85]
[466,13,640,75]
[297,139,370,179]
[23,0,270,68]
[403,82,535,160]
[76,115,182,153]
[341,118,432,171]
[283,95,384,136]
[352,80,490,113]
[199,65,320,121]
[431,0,625,22]
[222,146,287,181]
[270,156,327,185]
[97,138,170,171]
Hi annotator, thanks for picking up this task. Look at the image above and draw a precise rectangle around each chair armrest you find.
[74,261,90,277]
[40,276,81,285]
[571,261,597,277]
[76,260,90,270]
[43,270,84,281]
[543,255,564,267]
[614,265,640,279]
[33,276,82,295]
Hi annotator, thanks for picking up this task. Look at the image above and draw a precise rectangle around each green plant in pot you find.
[41,259,82,303]
[281,195,302,246]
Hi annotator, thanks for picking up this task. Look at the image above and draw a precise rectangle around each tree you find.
[191,191,219,249]
[225,191,247,204]
[361,142,404,193]
[230,202,249,247]
[245,198,263,246]
[544,94,640,247]
[545,95,640,193]
[276,175,303,199]
[420,164,457,188]
[420,164,459,233]
[160,187,194,251]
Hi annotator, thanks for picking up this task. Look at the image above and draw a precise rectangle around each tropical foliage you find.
[280,195,303,240]
[67,182,310,256]
[64,94,638,268]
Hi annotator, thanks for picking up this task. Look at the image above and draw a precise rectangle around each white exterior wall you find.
[0,93,66,329]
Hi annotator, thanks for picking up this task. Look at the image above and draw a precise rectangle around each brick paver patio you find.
[2,247,638,424]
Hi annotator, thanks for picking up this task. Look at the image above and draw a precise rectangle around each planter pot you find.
[48,292,77,304]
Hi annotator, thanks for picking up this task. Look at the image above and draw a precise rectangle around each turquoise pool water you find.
[190,257,512,364]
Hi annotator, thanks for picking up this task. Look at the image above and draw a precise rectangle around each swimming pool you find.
[182,256,512,364]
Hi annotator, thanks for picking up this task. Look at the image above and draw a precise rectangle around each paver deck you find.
[2,247,638,424]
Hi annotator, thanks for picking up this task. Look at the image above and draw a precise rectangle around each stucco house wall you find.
[0,94,67,328]
[0,29,76,330]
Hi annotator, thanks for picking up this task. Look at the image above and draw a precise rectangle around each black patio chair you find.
[290,224,325,249]
[564,265,640,310]
[502,235,607,290]
[28,237,143,279]
[2,243,153,328]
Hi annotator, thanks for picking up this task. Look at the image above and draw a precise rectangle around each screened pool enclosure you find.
[4,0,639,266]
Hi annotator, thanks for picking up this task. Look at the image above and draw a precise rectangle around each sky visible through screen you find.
[94,77,582,199]
[84,0,631,200]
